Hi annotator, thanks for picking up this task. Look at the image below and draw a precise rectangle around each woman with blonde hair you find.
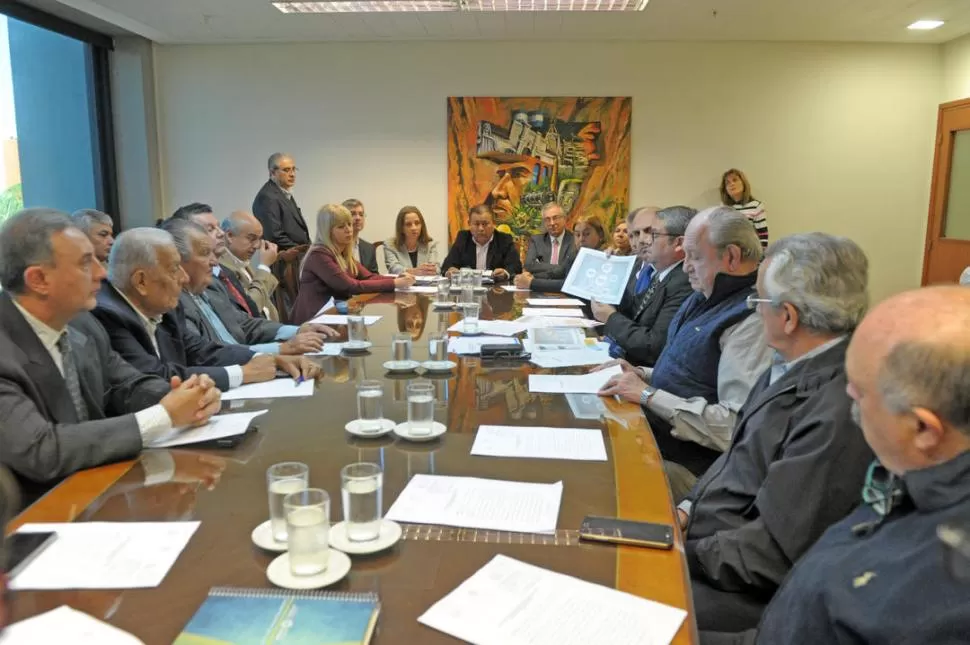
[382,206,440,275]
[720,168,769,248]
[291,204,414,323]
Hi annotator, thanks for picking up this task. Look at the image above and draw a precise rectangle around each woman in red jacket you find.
[291,204,414,323]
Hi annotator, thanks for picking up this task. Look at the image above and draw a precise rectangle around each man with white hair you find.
[71,208,114,266]
[220,210,280,321]
[678,233,874,632]
[600,206,774,475]
[703,286,970,644]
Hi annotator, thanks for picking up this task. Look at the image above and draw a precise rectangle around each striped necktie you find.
[219,271,253,316]
[56,333,89,422]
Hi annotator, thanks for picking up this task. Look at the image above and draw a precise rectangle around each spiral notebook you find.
[174,587,380,645]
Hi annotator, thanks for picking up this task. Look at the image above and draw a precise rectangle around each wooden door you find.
[922,98,970,285]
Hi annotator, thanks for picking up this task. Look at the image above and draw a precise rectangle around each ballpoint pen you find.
[295,375,305,386]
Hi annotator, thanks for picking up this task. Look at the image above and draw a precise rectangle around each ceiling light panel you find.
[907,20,944,30]
[273,1,458,12]
[463,0,648,10]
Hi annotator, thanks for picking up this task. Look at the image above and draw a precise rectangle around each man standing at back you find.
[253,152,309,249]
[344,199,379,274]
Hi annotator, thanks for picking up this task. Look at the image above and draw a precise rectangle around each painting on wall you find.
[447,96,631,256]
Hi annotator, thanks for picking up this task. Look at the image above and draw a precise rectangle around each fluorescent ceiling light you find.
[273,0,648,11]
[908,20,944,30]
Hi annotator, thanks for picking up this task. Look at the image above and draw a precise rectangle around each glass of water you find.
[356,380,384,432]
[436,280,451,304]
[428,333,448,362]
[460,267,474,287]
[472,271,484,290]
[284,488,331,576]
[392,333,412,363]
[348,315,367,346]
[462,302,481,334]
[267,462,309,543]
[340,463,383,542]
[407,380,435,436]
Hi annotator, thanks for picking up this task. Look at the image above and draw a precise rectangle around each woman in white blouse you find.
[382,206,440,275]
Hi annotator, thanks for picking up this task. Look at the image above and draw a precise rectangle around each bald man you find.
[220,211,280,321]
[703,286,970,645]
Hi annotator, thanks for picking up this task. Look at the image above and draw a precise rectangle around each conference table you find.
[9,289,697,644]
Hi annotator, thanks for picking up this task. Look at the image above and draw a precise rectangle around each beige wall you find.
[944,32,970,101]
[154,40,941,302]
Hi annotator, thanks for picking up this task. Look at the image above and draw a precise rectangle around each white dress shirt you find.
[474,236,493,271]
[12,299,175,444]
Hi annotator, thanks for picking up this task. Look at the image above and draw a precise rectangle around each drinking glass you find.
[340,463,383,542]
[284,488,331,576]
[267,462,309,542]
[460,267,474,288]
[472,271,484,290]
[392,333,412,363]
[347,315,367,346]
[356,380,384,431]
[449,273,460,290]
[462,302,481,334]
[406,381,435,436]
[436,280,451,304]
[428,333,448,362]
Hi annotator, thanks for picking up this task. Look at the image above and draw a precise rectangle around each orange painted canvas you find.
[447,96,631,257]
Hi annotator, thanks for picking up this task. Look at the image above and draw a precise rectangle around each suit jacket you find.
[382,239,441,274]
[0,293,169,488]
[290,246,396,324]
[440,230,522,277]
[529,251,578,293]
[357,238,379,274]
[220,252,280,321]
[603,261,693,367]
[205,276,285,344]
[524,231,577,278]
[92,282,255,391]
[252,180,310,249]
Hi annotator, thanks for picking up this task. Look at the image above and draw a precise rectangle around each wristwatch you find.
[639,386,657,407]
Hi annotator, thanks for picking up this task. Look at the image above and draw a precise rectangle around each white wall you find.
[943,33,970,101]
[153,40,941,302]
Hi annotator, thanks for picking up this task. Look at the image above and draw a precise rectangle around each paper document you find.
[530,348,611,368]
[529,365,622,394]
[415,275,446,283]
[521,307,586,318]
[308,314,381,326]
[221,378,315,401]
[419,555,687,645]
[526,298,586,307]
[385,474,562,533]
[472,425,607,461]
[147,410,267,449]
[516,316,602,329]
[306,342,345,356]
[528,327,589,349]
[562,248,637,305]
[0,606,144,645]
[397,285,439,293]
[447,319,528,337]
[500,285,530,292]
[309,298,336,319]
[11,522,200,590]
[565,393,609,420]
[447,336,521,355]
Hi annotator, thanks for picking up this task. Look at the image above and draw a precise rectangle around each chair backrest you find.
[372,240,386,274]
[272,244,309,323]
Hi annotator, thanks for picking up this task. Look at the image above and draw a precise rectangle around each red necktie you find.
[219,272,253,316]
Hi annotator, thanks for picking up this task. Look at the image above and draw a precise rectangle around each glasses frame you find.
[745,295,775,311]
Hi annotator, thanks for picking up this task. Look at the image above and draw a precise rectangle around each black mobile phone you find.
[6,531,56,578]
[579,516,674,550]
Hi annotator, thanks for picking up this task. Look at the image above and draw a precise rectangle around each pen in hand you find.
[295,375,305,386]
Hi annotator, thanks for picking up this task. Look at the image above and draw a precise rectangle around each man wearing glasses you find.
[523,202,576,279]
[220,211,280,321]
[252,153,310,250]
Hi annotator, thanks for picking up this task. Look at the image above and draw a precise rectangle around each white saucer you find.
[432,301,456,309]
[345,418,396,438]
[421,360,457,372]
[267,550,352,590]
[383,360,421,373]
[343,341,372,353]
[251,519,288,553]
[329,520,403,555]
[393,421,446,442]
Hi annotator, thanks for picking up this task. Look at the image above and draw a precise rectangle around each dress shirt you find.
[353,239,361,263]
[12,299,174,443]
[768,335,847,386]
[226,250,271,277]
[474,236,493,271]
[641,314,773,451]
[116,290,163,356]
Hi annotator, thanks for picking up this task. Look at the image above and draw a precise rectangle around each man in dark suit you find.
[0,209,221,492]
[93,227,283,392]
[523,202,577,278]
[252,152,310,249]
[344,199,379,274]
[593,206,696,367]
[441,204,522,281]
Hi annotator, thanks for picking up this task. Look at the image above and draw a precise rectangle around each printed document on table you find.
[221,378,315,401]
[419,555,687,645]
[385,474,562,534]
[397,285,439,293]
[0,606,144,645]
[447,336,522,355]
[309,297,336,318]
[516,316,603,329]
[521,307,586,318]
[530,348,611,368]
[447,319,528,336]
[11,522,200,590]
[147,410,267,449]
[472,425,607,461]
[528,365,622,394]
[500,285,530,292]
[526,298,586,307]
[308,314,382,326]
[562,248,637,305]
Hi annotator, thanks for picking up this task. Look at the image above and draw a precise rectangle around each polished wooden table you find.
[9,290,697,644]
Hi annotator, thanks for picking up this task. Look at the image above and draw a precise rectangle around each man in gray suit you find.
[344,198,379,274]
[523,202,577,279]
[0,208,221,491]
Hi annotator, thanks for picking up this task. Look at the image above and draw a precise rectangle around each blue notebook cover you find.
[174,587,380,645]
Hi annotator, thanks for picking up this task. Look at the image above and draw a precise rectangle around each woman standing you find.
[720,168,768,248]
[291,204,414,324]
[382,206,440,275]
[608,221,632,256]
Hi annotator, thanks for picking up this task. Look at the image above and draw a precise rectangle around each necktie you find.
[551,238,559,265]
[219,272,253,316]
[635,265,656,296]
[56,334,89,422]
[197,295,239,345]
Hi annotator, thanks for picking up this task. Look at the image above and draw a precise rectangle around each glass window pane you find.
[944,130,970,240]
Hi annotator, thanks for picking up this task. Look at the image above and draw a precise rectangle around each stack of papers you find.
[221,379,315,401]
[385,474,562,534]
[415,275,446,283]
[419,555,687,645]
[11,522,200,589]
[520,307,586,318]
[472,425,607,461]
[147,410,267,448]
[526,298,586,307]
[446,319,527,336]
[0,606,144,644]
[530,347,611,368]
[447,336,521,355]
[308,314,382,326]
[528,365,622,394]
[516,316,603,329]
